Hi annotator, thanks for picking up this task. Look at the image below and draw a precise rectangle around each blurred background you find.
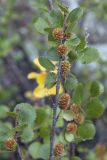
[0,0,107,159]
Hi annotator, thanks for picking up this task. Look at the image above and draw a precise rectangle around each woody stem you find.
[15,119,23,160]
[48,0,53,10]
[48,4,68,158]
[16,143,23,160]
[49,58,62,160]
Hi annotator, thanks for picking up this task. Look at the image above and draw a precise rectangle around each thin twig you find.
[71,143,76,156]
[49,59,62,160]
[63,13,68,32]
[49,10,69,160]
[15,117,23,160]
[24,144,31,160]
[16,143,23,160]
[48,0,53,10]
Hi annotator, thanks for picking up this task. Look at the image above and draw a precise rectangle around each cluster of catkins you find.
[52,28,71,77]
[52,28,85,157]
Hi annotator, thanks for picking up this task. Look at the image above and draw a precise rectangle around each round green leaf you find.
[68,50,78,62]
[64,73,78,93]
[90,81,104,97]
[34,18,49,34]
[48,10,63,27]
[39,57,55,71]
[0,122,12,141]
[78,47,100,64]
[86,98,105,118]
[45,72,56,89]
[36,108,48,125]
[56,117,64,127]
[14,103,36,125]
[71,156,81,160]
[29,142,41,159]
[63,110,75,121]
[39,144,50,159]
[39,125,50,139]
[47,48,59,61]
[21,126,34,143]
[65,132,74,142]
[76,36,87,52]
[0,105,9,119]
[65,37,80,49]
[72,83,84,105]
[67,7,83,23]
[77,122,96,140]
[29,142,49,159]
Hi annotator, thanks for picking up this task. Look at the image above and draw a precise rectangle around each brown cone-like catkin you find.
[4,138,16,150]
[71,103,80,114]
[59,93,70,110]
[52,28,64,41]
[54,144,64,156]
[74,113,85,124]
[61,60,71,76]
[57,44,68,56]
[66,122,77,134]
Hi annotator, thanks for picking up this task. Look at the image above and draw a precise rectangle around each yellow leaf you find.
[36,72,47,86]
[28,72,47,87]
[27,72,39,79]
[27,58,63,99]
[33,84,63,98]
[33,86,47,98]
[33,58,46,71]
[47,84,63,95]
